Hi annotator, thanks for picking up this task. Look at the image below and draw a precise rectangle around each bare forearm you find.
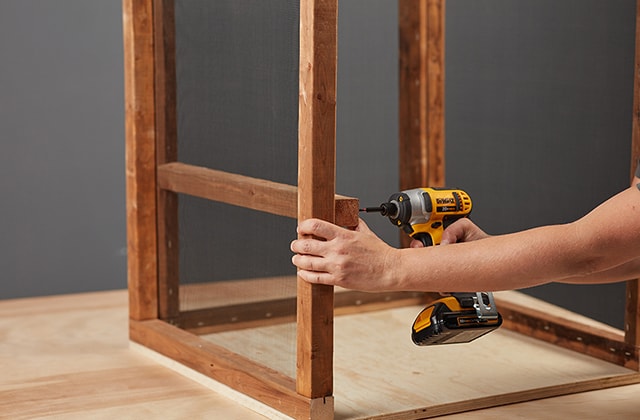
[559,258,640,284]
[393,224,588,292]
[394,186,640,292]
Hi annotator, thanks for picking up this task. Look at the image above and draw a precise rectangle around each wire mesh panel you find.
[172,0,300,375]
[175,0,299,184]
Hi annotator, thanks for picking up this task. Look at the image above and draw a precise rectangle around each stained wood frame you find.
[124,0,349,417]
[124,0,640,418]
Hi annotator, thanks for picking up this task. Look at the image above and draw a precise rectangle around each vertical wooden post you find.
[123,0,158,321]
[398,0,445,190]
[154,0,180,324]
[297,0,337,413]
[625,0,640,360]
[633,0,640,175]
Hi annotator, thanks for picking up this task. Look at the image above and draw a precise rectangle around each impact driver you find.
[361,187,502,346]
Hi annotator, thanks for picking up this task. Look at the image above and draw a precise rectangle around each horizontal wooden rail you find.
[384,372,640,419]
[130,319,312,418]
[157,162,359,227]
[496,294,639,370]
[179,290,427,334]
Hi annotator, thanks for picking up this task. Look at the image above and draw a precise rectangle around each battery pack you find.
[411,296,503,346]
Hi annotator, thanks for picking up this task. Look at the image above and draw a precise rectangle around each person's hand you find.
[441,218,490,244]
[290,218,399,291]
[409,218,489,248]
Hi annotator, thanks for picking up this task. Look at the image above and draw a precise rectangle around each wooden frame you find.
[124,0,640,418]
[124,0,346,416]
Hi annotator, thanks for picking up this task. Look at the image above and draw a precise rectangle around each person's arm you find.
[560,166,640,284]
[291,184,640,292]
[434,209,640,285]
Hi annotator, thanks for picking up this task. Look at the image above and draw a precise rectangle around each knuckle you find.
[333,257,349,274]
[310,220,322,234]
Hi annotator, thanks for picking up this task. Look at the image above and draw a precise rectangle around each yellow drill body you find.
[362,187,502,346]
[373,187,472,246]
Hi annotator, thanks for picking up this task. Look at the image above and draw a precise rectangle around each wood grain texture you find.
[625,0,640,356]
[197,293,640,419]
[364,373,640,420]
[495,292,638,370]
[4,290,640,419]
[631,0,640,177]
[0,290,265,420]
[297,0,338,403]
[153,0,176,167]
[625,279,640,353]
[123,0,158,321]
[130,319,311,419]
[153,0,180,324]
[424,0,445,186]
[157,162,358,227]
[398,0,445,190]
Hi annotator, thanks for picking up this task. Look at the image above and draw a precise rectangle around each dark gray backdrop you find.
[1,1,635,329]
[446,1,635,329]
[1,1,126,298]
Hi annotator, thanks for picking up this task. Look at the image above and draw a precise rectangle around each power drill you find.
[361,187,502,346]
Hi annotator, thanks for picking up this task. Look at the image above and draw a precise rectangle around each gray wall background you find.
[1,1,126,298]
[445,0,635,329]
[1,1,636,329]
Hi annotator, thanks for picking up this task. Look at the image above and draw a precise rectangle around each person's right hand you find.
[410,218,490,248]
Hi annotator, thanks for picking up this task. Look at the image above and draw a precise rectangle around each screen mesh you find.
[173,0,300,376]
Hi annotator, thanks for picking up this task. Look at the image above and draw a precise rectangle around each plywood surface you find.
[203,301,637,419]
[2,289,640,419]
[0,290,263,419]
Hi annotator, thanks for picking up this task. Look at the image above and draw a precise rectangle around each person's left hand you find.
[290,218,399,291]
[408,218,490,248]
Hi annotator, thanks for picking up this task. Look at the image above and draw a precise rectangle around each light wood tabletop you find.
[1,289,639,419]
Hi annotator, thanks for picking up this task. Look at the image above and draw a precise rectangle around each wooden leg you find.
[297,0,338,402]
[123,0,159,321]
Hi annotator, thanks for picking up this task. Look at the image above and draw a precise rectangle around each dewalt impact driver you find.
[361,187,502,346]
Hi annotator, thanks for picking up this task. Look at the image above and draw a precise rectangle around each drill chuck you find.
[360,202,399,217]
